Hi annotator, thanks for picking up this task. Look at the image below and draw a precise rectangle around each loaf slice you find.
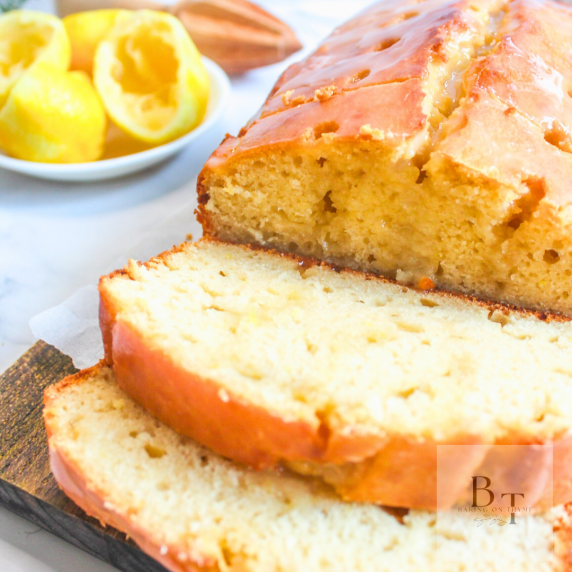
[197,0,572,315]
[44,364,572,572]
[99,239,572,510]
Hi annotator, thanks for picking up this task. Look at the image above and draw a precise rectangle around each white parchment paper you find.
[30,200,203,369]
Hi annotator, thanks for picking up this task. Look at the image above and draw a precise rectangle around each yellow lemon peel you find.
[64,9,131,75]
[0,62,106,163]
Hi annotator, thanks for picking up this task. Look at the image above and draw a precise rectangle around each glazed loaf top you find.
[202,0,572,209]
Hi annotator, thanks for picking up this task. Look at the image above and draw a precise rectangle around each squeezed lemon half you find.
[0,10,71,107]
[0,62,106,163]
[94,10,210,145]
[64,9,130,75]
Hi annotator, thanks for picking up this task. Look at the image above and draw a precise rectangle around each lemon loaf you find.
[99,239,572,510]
[197,0,572,315]
[44,365,572,572]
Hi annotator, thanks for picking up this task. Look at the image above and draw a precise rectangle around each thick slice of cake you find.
[99,239,572,510]
[44,365,572,572]
[197,0,572,315]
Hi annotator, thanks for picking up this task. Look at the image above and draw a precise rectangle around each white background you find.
[0,0,372,570]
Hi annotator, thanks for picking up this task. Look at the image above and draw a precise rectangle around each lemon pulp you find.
[115,20,180,131]
[94,10,210,145]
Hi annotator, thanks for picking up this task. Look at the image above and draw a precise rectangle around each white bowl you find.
[0,58,230,182]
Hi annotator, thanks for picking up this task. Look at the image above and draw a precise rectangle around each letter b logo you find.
[472,476,494,507]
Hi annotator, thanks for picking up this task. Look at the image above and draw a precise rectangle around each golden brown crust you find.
[111,319,328,466]
[47,447,215,572]
[434,91,572,210]
[243,0,492,124]
[195,0,489,205]
[461,0,572,186]
[198,0,572,200]
[203,80,428,167]
[258,0,482,119]
[44,364,107,412]
[98,238,572,509]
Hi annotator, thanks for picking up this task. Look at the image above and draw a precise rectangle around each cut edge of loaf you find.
[102,236,571,330]
[98,238,572,510]
[44,364,572,572]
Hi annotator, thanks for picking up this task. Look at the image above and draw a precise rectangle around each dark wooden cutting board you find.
[0,341,168,572]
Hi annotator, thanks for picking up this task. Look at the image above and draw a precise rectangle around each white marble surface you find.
[0,1,371,570]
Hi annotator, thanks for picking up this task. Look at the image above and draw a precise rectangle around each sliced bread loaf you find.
[197,0,572,316]
[44,364,572,572]
[99,239,572,510]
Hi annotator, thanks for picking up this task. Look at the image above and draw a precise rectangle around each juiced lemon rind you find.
[93,10,210,145]
[64,9,131,75]
[0,10,71,106]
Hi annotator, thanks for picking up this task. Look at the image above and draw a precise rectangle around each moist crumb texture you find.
[198,0,572,315]
[101,240,572,444]
[45,366,572,572]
